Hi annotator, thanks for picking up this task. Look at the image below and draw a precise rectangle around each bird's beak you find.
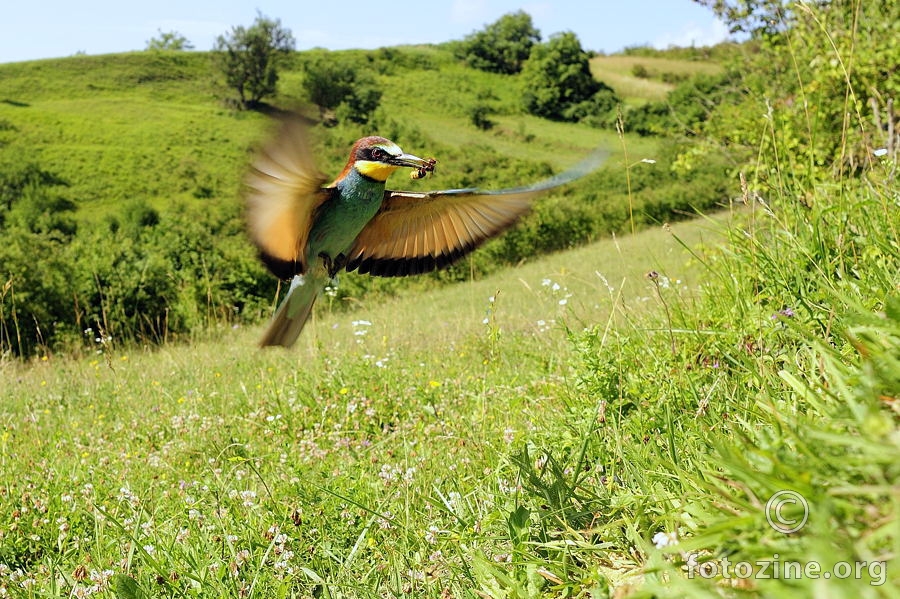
[389,153,431,169]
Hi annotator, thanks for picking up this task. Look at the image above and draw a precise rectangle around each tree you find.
[457,11,540,75]
[685,0,900,173]
[692,0,802,35]
[301,54,382,125]
[520,32,619,124]
[213,14,295,109]
[145,30,194,51]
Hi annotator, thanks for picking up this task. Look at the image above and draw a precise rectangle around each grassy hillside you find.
[0,46,716,218]
[1,53,268,218]
[0,46,730,356]
[0,216,727,596]
[589,55,723,103]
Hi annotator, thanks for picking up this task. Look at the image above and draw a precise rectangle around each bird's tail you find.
[258,274,323,348]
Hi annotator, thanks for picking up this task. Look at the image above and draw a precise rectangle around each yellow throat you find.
[354,160,399,182]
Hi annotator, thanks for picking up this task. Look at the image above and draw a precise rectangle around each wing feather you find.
[432,211,450,257]
[244,115,330,279]
[345,148,606,277]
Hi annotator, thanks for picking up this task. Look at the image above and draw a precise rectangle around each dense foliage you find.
[623,71,743,137]
[521,32,620,125]
[455,11,541,75]
[682,0,899,179]
[300,52,382,125]
[0,180,271,357]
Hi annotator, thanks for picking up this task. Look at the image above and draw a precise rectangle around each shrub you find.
[623,71,742,137]
[468,103,495,130]
[457,11,541,75]
[631,63,650,78]
[145,30,194,51]
[302,53,382,125]
[521,32,620,124]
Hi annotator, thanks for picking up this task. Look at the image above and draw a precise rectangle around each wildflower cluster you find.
[541,277,572,306]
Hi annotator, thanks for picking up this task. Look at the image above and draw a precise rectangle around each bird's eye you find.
[371,148,386,160]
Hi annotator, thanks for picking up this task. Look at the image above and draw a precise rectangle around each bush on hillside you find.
[623,71,742,137]
[632,64,650,78]
[0,164,74,236]
[301,53,382,125]
[0,189,272,357]
[457,11,541,75]
[521,32,620,125]
[145,30,194,51]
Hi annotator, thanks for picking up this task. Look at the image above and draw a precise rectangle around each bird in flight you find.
[245,115,604,348]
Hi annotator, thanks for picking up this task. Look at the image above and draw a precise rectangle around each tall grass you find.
[565,174,898,597]
[549,6,900,594]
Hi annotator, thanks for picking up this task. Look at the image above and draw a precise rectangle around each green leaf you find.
[111,574,147,599]
[507,505,531,547]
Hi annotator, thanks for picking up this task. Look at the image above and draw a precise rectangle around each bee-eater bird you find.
[245,115,604,348]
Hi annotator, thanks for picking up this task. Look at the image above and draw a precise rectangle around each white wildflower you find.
[498,478,517,494]
[503,427,515,444]
[425,526,440,544]
[235,549,251,565]
[652,531,678,549]
[403,467,416,483]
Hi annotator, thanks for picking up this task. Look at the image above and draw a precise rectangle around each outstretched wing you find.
[345,149,607,277]
[244,115,331,279]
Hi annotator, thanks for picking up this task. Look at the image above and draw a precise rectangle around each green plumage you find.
[307,169,386,265]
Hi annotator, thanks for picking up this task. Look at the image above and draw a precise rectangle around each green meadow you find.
[589,54,723,103]
[2,3,899,596]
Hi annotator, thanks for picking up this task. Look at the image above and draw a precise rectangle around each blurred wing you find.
[345,149,607,277]
[245,115,330,279]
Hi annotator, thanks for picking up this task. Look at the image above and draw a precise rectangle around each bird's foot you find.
[320,253,347,279]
